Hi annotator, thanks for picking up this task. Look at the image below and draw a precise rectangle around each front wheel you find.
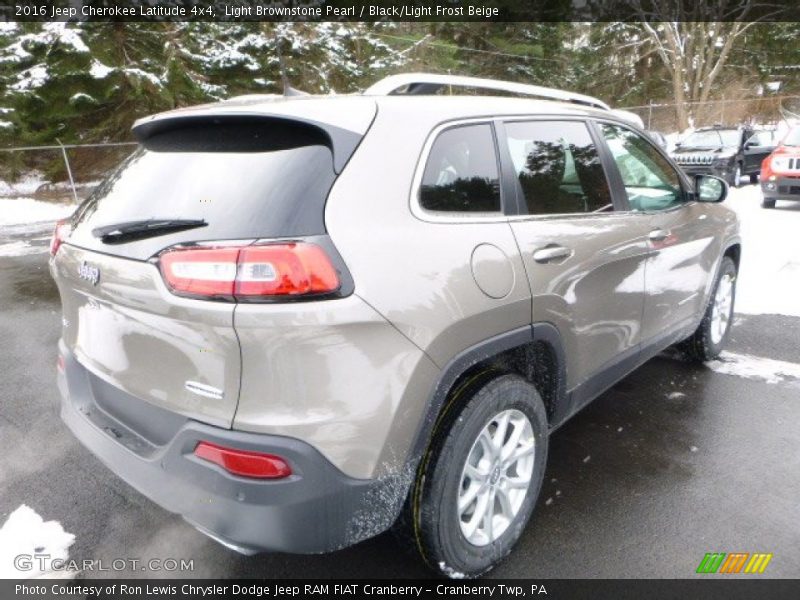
[405,374,548,578]
[749,173,758,184]
[762,198,776,208]
[728,164,742,188]
[681,256,737,362]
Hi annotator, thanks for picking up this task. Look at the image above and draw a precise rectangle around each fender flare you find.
[406,322,568,467]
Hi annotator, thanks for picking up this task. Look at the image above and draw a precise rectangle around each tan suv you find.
[50,74,740,578]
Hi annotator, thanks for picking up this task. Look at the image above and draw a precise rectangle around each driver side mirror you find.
[695,174,727,203]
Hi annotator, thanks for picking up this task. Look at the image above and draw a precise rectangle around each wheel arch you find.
[406,323,568,470]
[723,241,741,271]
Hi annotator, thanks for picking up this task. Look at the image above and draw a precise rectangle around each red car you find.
[760,126,800,208]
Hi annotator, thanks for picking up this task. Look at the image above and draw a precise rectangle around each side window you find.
[504,120,612,215]
[748,131,774,146]
[600,124,684,212]
[419,124,501,214]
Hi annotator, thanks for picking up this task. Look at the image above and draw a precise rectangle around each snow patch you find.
[0,171,48,196]
[42,23,88,54]
[0,198,75,226]
[0,240,45,257]
[90,60,113,79]
[438,561,467,579]
[667,392,686,400]
[726,186,800,317]
[11,64,48,91]
[706,351,800,385]
[0,505,77,579]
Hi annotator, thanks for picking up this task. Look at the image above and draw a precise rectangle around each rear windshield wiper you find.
[92,219,207,244]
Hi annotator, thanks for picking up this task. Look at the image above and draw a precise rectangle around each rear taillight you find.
[49,219,72,256]
[158,242,340,300]
[194,441,292,479]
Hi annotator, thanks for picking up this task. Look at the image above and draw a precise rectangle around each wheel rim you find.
[710,272,734,344]
[457,409,535,547]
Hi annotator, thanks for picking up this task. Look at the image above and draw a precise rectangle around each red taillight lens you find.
[49,219,72,256]
[237,244,339,296]
[158,242,339,300]
[194,441,292,479]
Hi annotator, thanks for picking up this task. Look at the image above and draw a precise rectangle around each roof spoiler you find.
[131,113,364,173]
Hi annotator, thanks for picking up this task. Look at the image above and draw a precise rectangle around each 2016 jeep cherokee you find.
[50,74,741,578]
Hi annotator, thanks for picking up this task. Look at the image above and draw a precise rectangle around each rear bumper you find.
[57,346,405,554]
[761,176,800,200]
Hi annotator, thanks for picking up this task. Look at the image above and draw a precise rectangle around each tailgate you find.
[52,243,241,428]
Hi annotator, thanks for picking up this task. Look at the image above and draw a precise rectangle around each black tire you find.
[749,173,758,184]
[762,198,776,209]
[401,374,548,578]
[681,256,737,362]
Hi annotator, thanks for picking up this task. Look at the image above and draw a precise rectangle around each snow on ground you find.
[0,171,48,196]
[707,351,800,386]
[725,184,800,317]
[0,505,76,578]
[0,197,75,226]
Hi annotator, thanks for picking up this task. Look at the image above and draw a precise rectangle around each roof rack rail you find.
[364,73,610,111]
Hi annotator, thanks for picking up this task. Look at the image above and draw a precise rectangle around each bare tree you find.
[640,22,750,129]
[624,0,783,129]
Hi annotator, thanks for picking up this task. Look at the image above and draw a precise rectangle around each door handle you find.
[649,228,669,242]
[533,245,572,263]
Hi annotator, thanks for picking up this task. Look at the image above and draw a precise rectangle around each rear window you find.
[69,119,337,260]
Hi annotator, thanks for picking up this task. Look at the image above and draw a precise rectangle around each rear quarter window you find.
[418,123,501,215]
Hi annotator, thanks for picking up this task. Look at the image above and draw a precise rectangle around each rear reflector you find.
[159,242,339,300]
[50,219,72,256]
[194,442,292,479]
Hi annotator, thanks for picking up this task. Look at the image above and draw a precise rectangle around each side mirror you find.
[695,174,727,203]
[744,141,757,149]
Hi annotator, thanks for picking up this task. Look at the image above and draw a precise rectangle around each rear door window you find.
[503,120,613,215]
[69,119,337,260]
[419,124,501,214]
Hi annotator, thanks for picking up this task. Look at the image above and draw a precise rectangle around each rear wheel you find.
[402,374,548,578]
[681,256,737,362]
[762,198,776,208]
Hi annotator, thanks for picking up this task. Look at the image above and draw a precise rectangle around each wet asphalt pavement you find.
[1,222,798,579]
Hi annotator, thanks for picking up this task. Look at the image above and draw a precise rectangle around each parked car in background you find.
[760,125,800,208]
[671,125,777,187]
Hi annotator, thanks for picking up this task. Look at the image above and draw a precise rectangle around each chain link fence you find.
[1,143,136,202]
